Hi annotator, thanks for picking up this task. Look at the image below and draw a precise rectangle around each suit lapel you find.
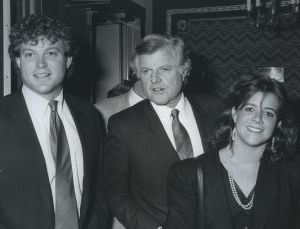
[64,96,92,223]
[13,92,54,213]
[142,100,179,161]
[187,96,212,153]
[141,97,214,159]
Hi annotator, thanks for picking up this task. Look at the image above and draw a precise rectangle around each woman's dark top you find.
[165,150,300,229]
[222,164,254,229]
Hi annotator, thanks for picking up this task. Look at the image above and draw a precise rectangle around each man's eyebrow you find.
[21,46,62,53]
[21,48,34,52]
[46,46,62,51]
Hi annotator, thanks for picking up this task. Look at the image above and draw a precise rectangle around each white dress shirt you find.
[151,93,204,157]
[22,85,84,215]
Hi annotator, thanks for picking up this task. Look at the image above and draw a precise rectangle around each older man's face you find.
[16,38,72,100]
[137,47,187,108]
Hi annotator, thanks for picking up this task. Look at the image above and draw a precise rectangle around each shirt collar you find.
[151,93,187,122]
[22,85,64,117]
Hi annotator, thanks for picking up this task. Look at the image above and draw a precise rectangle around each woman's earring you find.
[270,137,275,152]
[231,127,236,142]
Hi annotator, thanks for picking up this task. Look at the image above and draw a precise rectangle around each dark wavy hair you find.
[8,15,78,77]
[211,73,298,162]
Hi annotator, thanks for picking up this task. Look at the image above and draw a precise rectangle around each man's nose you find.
[151,70,161,83]
[36,56,47,68]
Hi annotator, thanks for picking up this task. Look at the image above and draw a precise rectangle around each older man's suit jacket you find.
[0,91,109,229]
[166,152,300,229]
[104,94,224,229]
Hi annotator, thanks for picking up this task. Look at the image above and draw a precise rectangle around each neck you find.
[229,142,265,164]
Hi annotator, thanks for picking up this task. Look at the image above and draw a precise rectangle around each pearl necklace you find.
[227,169,255,210]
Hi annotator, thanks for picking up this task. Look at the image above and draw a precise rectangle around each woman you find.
[165,73,299,229]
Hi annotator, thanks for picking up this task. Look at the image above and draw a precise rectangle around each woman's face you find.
[232,91,280,148]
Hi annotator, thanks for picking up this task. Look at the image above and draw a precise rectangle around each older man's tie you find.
[49,100,79,229]
[171,109,194,160]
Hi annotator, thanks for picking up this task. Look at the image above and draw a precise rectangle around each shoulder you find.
[0,91,25,115]
[64,94,100,119]
[65,94,106,133]
[282,153,300,189]
[188,93,224,104]
[188,93,225,109]
[187,94,225,117]
[94,93,128,113]
[94,94,129,124]
[106,100,152,134]
[0,91,22,104]
[65,94,98,113]
[109,99,149,122]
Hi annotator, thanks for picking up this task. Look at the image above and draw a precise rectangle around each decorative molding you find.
[165,3,300,98]
[166,4,247,34]
[166,1,295,34]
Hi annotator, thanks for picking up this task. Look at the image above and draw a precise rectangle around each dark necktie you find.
[49,100,79,229]
[171,109,194,160]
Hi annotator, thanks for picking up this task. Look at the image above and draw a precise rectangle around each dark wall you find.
[153,0,300,102]
[153,0,244,33]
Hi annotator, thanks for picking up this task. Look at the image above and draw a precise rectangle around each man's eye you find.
[158,67,172,73]
[24,53,34,58]
[141,69,150,74]
[47,51,58,56]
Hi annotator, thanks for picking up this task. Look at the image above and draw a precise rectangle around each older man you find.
[104,34,224,229]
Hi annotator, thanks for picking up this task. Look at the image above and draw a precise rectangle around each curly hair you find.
[8,15,78,78]
[211,73,298,162]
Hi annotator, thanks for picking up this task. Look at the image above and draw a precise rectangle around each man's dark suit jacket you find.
[0,91,109,229]
[104,94,224,229]
[165,151,300,229]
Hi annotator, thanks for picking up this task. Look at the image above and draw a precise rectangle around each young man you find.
[0,15,108,229]
[104,34,224,229]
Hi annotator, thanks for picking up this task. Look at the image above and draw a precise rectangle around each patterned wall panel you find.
[167,5,300,99]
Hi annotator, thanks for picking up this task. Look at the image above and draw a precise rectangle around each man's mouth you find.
[34,73,51,78]
[152,87,164,93]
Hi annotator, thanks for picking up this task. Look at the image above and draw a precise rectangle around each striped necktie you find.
[49,100,79,229]
[171,109,194,160]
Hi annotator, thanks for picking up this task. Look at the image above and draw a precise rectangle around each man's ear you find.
[66,57,72,69]
[16,58,21,68]
[232,107,237,123]
[181,64,189,82]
